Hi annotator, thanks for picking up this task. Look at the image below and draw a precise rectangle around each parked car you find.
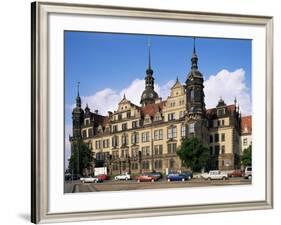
[114,173,131,180]
[136,174,155,182]
[181,171,193,180]
[167,173,191,182]
[64,173,72,181]
[80,176,102,183]
[201,170,228,180]
[148,172,162,181]
[96,174,109,181]
[244,166,252,180]
[228,169,243,177]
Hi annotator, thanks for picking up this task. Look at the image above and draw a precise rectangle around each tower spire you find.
[76,81,81,107]
[77,81,80,97]
[191,37,198,70]
[146,38,153,75]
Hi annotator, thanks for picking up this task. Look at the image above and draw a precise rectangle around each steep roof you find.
[140,101,166,118]
[206,104,236,115]
[241,115,252,134]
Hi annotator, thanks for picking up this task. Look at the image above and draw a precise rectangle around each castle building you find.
[69,41,246,175]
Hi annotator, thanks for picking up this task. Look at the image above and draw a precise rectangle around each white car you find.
[114,173,131,180]
[80,176,100,183]
[244,166,252,180]
[201,170,228,180]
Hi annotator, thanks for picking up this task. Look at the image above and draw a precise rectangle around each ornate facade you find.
[70,42,245,175]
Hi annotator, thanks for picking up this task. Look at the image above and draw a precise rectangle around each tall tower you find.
[140,40,159,107]
[185,38,208,141]
[72,82,84,138]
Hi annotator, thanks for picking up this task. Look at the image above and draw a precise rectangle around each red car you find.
[136,174,155,182]
[96,174,109,181]
[228,169,243,177]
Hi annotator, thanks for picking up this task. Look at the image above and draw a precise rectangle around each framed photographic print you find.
[31,1,273,224]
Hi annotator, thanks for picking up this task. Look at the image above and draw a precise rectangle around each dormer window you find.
[154,112,162,122]
[217,108,225,116]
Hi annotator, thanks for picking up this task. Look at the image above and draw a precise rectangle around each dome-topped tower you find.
[72,82,84,138]
[185,38,205,116]
[140,40,159,107]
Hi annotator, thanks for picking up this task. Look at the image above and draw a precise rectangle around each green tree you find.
[241,144,252,166]
[68,139,93,175]
[177,137,210,172]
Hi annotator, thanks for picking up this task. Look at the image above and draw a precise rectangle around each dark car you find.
[148,172,162,181]
[167,173,191,182]
[181,171,193,180]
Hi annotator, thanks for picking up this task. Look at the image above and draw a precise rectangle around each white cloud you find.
[79,79,175,115]
[204,68,251,116]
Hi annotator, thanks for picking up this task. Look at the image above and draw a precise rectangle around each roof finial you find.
[146,38,153,75]
[77,81,80,97]
[193,37,196,54]
[148,38,151,70]
[191,37,198,70]
[123,93,126,100]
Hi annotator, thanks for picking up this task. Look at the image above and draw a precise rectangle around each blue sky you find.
[64,31,252,164]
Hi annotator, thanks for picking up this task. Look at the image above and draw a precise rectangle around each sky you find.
[64,31,252,166]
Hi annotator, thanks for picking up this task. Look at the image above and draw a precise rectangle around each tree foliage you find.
[177,137,210,172]
[68,139,93,175]
[241,144,252,166]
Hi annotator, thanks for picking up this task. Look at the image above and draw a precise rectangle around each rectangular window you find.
[141,132,150,142]
[132,121,138,128]
[168,113,175,121]
[181,125,186,137]
[131,149,139,157]
[221,145,225,154]
[221,133,225,142]
[112,151,119,159]
[121,134,128,145]
[127,112,131,118]
[131,132,139,144]
[168,127,177,139]
[154,160,163,169]
[88,128,93,137]
[222,120,225,126]
[118,114,122,120]
[82,130,87,138]
[168,143,177,154]
[154,129,163,140]
[113,125,118,132]
[215,133,219,142]
[112,136,119,148]
[154,145,163,155]
[243,138,248,146]
[141,146,150,156]
[179,111,185,118]
[142,161,150,170]
[122,123,127,131]
[215,145,220,155]
[210,135,213,143]
[218,120,221,127]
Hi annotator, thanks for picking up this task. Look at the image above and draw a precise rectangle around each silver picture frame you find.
[31,1,273,224]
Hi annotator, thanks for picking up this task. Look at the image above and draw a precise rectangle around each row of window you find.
[109,143,176,159]
[95,127,185,149]
[111,159,175,171]
[210,145,226,156]
[209,133,225,143]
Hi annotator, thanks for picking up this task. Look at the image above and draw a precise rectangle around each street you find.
[65,177,251,193]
